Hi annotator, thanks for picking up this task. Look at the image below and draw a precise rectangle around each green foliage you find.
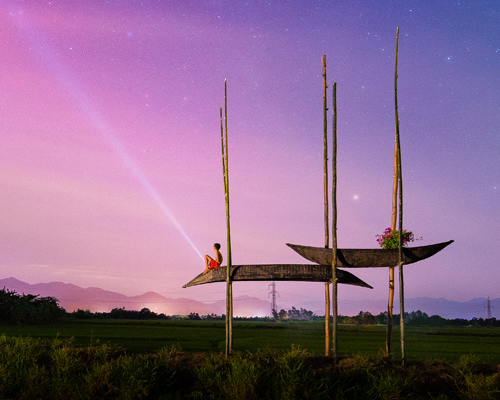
[107,307,169,320]
[340,311,377,325]
[453,355,500,400]
[0,335,178,399]
[273,306,316,321]
[0,288,66,323]
[186,347,500,399]
[1,333,500,399]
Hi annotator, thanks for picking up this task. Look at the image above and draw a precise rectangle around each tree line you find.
[338,310,500,328]
[1,288,498,327]
[70,308,500,327]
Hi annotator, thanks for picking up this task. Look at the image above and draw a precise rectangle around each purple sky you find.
[1,1,498,315]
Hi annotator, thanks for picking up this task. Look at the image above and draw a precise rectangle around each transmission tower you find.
[484,297,494,319]
[268,282,279,319]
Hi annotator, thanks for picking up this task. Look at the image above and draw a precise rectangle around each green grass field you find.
[2,322,500,399]
[2,320,500,364]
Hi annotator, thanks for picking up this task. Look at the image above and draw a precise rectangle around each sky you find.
[0,1,499,315]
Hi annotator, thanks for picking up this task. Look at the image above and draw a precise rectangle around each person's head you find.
[214,243,221,250]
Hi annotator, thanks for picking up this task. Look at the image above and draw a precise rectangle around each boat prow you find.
[286,240,454,268]
[183,264,372,289]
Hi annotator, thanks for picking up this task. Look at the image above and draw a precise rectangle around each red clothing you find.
[209,259,220,269]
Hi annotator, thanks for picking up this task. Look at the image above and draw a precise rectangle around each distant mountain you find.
[0,277,271,317]
[0,277,496,319]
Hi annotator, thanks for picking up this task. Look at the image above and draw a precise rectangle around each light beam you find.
[11,11,204,261]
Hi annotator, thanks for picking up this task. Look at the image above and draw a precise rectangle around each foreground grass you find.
[1,334,499,400]
[2,320,500,364]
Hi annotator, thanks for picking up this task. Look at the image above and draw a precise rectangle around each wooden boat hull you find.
[286,240,453,268]
[183,264,372,288]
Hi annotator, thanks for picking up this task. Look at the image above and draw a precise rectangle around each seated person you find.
[203,243,223,274]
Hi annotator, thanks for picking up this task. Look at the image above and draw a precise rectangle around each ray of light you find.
[10,10,204,261]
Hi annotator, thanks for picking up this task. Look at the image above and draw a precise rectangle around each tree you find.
[375,311,388,325]
[0,288,65,323]
[299,308,314,321]
[139,308,155,319]
[406,310,429,326]
[188,312,201,320]
[355,311,376,325]
[72,309,93,319]
[278,309,287,321]
[287,307,301,320]
[428,315,446,327]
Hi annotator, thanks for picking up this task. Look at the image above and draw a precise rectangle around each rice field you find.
[2,320,500,364]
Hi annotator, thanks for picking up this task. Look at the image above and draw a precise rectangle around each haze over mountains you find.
[0,277,496,320]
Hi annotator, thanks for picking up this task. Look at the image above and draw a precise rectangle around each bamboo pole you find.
[322,57,329,246]
[219,106,228,357]
[393,27,405,366]
[386,272,395,357]
[322,55,331,357]
[221,79,233,359]
[325,283,330,355]
[385,159,397,358]
[331,81,338,358]
[386,47,400,360]
[225,80,233,355]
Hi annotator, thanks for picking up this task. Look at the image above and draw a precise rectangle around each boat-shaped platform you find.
[286,240,453,268]
[183,264,372,288]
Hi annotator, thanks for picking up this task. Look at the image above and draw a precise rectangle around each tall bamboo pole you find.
[221,79,233,358]
[386,25,404,359]
[386,48,400,360]
[322,55,331,357]
[393,27,405,366]
[331,81,338,358]
[219,106,228,356]
[226,80,233,355]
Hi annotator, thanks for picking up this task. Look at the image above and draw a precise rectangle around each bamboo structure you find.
[386,26,404,359]
[386,53,400,359]
[322,55,331,356]
[331,81,338,358]
[186,45,446,362]
[393,27,406,366]
[185,264,373,288]
[221,80,233,358]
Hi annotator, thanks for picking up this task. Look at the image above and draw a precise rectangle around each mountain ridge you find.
[0,277,496,319]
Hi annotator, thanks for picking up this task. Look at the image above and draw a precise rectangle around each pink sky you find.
[1,1,499,315]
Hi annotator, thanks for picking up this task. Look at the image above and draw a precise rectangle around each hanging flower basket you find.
[376,227,421,249]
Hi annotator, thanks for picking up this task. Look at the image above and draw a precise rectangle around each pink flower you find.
[375,228,421,249]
